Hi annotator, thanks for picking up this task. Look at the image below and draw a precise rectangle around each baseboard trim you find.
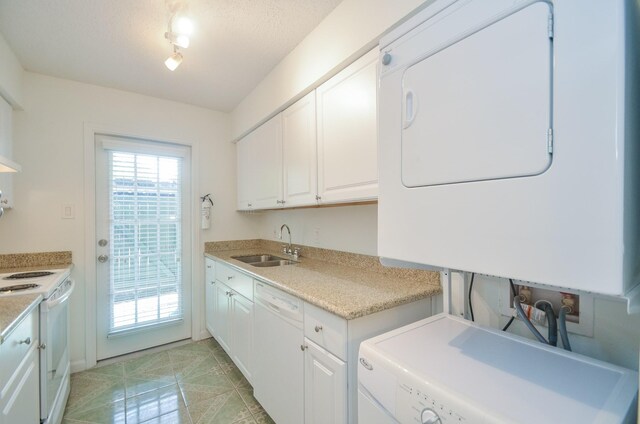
[71,359,87,374]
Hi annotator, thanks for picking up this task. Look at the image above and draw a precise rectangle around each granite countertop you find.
[205,241,441,320]
[0,294,42,344]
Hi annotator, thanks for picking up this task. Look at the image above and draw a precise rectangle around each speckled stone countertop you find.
[0,251,73,344]
[205,240,441,320]
[0,294,42,344]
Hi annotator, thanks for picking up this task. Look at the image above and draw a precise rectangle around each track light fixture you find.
[165,47,183,71]
[164,3,193,71]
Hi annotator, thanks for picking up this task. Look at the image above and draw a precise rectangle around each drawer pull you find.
[300,344,308,351]
[38,343,46,350]
[227,276,234,280]
[19,337,31,345]
[314,325,323,333]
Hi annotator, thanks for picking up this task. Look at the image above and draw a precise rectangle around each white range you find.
[0,268,74,424]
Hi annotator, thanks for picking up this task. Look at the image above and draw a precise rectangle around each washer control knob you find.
[421,408,441,424]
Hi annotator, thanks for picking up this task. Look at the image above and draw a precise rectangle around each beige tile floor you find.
[62,338,276,424]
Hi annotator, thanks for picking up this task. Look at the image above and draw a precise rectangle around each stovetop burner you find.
[4,271,55,280]
[0,283,41,293]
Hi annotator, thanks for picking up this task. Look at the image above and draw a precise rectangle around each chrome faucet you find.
[279,224,292,255]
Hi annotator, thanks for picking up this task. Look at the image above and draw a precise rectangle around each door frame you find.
[83,122,202,371]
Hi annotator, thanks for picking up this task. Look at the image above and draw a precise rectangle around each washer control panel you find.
[396,380,468,423]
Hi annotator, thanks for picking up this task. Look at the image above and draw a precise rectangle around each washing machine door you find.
[401,1,552,187]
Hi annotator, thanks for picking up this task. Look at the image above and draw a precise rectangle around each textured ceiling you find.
[0,0,343,112]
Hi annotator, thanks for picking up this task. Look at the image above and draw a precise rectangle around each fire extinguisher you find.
[200,194,213,229]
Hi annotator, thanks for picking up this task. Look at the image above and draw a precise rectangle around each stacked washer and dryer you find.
[359,0,640,422]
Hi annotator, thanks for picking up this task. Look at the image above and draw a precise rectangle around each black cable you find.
[541,303,558,347]
[502,280,518,331]
[468,273,475,322]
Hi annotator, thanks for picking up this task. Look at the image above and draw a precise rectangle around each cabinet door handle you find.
[314,325,323,333]
[225,291,231,296]
[19,337,31,345]
[227,276,234,280]
[300,344,308,351]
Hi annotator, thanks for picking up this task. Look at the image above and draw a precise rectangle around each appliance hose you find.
[513,294,548,344]
[541,303,558,347]
[559,307,572,351]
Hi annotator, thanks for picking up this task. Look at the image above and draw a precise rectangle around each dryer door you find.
[401,2,552,187]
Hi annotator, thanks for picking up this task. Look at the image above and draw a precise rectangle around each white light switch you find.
[62,203,75,219]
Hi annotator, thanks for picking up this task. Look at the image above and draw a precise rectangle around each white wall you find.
[0,33,24,108]
[456,273,640,370]
[255,204,378,256]
[1,72,260,368]
[230,0,429,139]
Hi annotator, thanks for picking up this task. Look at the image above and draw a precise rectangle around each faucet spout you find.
[279,224,292,254]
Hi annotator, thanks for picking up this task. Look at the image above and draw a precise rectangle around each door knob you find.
[98,255,109,263]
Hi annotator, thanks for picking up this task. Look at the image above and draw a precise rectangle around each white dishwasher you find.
[358,314,638,423]
[253,281,304,424]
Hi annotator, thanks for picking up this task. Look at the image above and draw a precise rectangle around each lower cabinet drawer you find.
[304,302,347,360]
[215,262,253,301]
[0,309,38,390]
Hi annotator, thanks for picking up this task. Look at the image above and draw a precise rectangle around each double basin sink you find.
[231,254,298,267]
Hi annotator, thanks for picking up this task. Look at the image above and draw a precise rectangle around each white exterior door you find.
[95,134,192,360]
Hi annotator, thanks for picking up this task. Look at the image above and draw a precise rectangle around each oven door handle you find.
[45,280,75,309]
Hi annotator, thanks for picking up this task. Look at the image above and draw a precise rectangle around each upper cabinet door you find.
[282,92,318,207]
[0,97,14,208]
[236,136,252,210]
[236,114,283,210]
[317,48,378,204]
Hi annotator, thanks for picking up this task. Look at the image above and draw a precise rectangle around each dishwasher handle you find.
[255,288,303,324]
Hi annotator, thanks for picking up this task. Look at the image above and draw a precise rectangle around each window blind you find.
[108,151,183,334]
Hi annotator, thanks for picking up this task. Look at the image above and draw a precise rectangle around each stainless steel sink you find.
[251,259,298,267]
[231,254,286,263]
[231,254,298,267]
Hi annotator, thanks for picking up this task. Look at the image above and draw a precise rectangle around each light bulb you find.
[165,51,183,71]
[174,16,194,35]
[165,32,190,48]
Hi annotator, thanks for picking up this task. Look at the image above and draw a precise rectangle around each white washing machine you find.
[358,314,638,423]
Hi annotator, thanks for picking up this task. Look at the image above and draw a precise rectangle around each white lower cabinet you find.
[230,293,253,381]
[205,259,216,336]
[0,308,40,424]
[208,275,254,384]
[213,281,232,353]
[206,258,432,423]
[304,338,347,424]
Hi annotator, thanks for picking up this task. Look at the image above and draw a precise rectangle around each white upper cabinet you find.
[282,92,318,207]
[236,115,283,210]
[0,97,14,208]
[235,48,378,210]
[236,136,251,210]
[316,48,378,204]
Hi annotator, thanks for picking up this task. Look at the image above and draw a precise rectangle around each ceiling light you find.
[165,50,183,71]
[173,16,194,35]
[165,31,190,48]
